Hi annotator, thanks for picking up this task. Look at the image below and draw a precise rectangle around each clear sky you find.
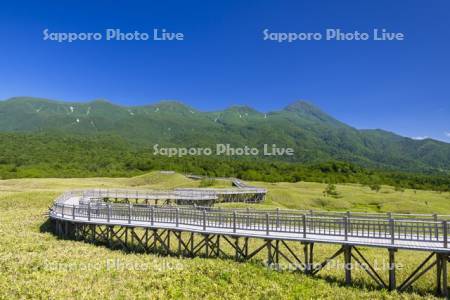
[0,0,449,142]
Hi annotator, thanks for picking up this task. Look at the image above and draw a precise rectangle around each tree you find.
[323,183,339,198]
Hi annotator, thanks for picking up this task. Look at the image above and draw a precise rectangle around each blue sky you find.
[0,0,449,142]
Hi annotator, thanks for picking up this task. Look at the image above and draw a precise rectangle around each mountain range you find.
[1,97,449,173]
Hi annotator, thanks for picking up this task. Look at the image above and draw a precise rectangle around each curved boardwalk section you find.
[49,188,450,296]
[56,186,266,206]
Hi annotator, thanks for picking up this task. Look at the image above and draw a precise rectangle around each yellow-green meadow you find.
[1,172,448,299]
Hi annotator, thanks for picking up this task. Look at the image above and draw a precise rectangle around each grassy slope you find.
[0,172,449,299]
[243,181,450,213]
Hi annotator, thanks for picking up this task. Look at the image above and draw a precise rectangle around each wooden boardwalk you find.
[57,186,266,206]
[49,188,450,296]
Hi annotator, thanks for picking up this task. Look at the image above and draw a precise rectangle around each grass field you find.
[1,172,449,299]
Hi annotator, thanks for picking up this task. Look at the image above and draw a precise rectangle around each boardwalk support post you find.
[303,243,309,273]
[205,234,210,257]
[443,254,448,297]
[267,239,273,267]
[388,248,397,291]
[443,221,448,249]
[437,253,442,295]
[235,237,240,261]
[436,253,449,297]
[303,242,314,274]
[344,245,352,285]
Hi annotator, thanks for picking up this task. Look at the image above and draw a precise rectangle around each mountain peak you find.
[282,100,346,127]
[149,100,197,113]
[284,100,322,113]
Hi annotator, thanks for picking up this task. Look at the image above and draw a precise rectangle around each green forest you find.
[1,132,449,192]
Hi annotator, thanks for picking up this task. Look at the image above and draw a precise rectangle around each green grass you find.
[246,181,450,214]
[0,172,449,299]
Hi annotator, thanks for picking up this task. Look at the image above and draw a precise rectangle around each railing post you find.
[233,211,236,233]
[128,203,132,224]
[390,218,395,245]
[443,221,448,248]
[88,202,91,221]
[302,214,307,238]
[107,204,111,223]
[61,204,65,218]
[266,213,270,236]
[72,205,75,220]
[434,213,438,240]
[246,207,250,227]
[344,216,348,241]
[276,208,280,229]
[203,209,206,231]
[176,208,179,227]
[150,207,154,226]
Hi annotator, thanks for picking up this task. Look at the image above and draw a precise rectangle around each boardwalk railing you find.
[198,206,450,221]
[50,203,450,249]
[55,188,267,205]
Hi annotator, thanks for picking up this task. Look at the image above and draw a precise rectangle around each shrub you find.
[199,177,216,187]
[323,183,339,198]
[370,184,381,192]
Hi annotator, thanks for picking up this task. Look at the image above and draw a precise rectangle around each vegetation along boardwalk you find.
[49,185,450,297]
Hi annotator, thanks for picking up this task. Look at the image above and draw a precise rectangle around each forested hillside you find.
[1,133,449,191]
[1,97,449,173]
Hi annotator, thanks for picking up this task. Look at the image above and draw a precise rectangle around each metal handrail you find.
[50,200,450,249]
